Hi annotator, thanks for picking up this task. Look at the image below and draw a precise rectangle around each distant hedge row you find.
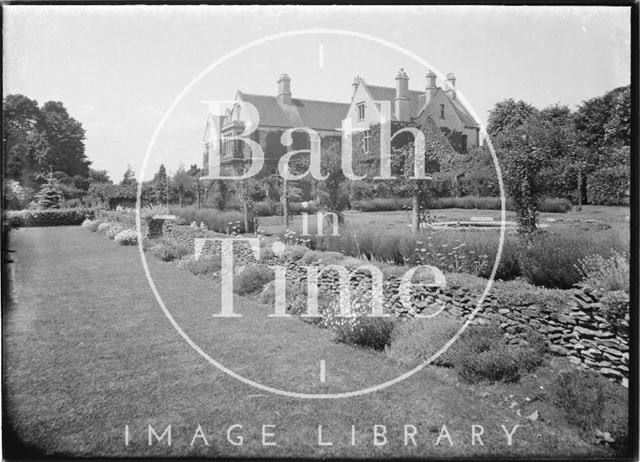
[5,209,96,227]
[587,165,630,206]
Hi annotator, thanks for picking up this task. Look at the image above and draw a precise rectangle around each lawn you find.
[258,205,630,238]
[2,226,620,458]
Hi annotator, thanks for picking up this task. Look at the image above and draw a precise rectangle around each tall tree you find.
[487,99,538,140]
[172,164,195,207]
[40,101,90,178]
[152,164,169,205]
[3,94,48,189]
[574,85,630,153]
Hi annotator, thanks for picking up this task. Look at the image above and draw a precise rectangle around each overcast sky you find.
[4,5,631,182]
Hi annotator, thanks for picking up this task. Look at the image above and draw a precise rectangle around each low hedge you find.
[6,209,97,227]
[350,197,572,214]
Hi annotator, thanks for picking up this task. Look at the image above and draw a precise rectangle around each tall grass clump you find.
[552,369,628,445]
[177,254,222,276]
[313,226,520,280]
[577,250,630,293]
[320,290,395,350]
[387,315,462,366]
[148,238,192,262]
[516,232,625,289]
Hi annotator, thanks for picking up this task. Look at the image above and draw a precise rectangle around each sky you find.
[3,5,631,182]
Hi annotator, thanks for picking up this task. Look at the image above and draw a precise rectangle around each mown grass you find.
[2,227,617,458]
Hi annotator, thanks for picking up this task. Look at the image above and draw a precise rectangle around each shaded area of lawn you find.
[3,227,611,458]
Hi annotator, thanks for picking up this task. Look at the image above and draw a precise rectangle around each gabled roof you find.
[359,81,478,128]
[238,92,349,131]
[448,96,478,128]
[363,84,424,119]
[413,88,479,129]
[202,113,225,142]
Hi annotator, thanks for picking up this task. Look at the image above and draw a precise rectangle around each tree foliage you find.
[3,94,90,189]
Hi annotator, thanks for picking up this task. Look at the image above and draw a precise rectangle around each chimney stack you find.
[445,72,456,100]
[277,73,292,105]
[395,68,411,122]
[352,76,361,100]
[426,69,438,103]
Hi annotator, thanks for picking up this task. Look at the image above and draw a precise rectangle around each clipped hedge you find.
[350,196,572,214]
[5,208,96,227]
[587,165,630,206]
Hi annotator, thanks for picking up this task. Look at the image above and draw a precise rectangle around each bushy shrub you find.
[169,207,250,234]
[149,238,192,262]
[81,218,93,228]
[444,324,546,384]
[552,369,628,444]
[587,165,630,206]
[539,197,572,213]
[114,229,138,246]
[578,250,629,293]
[88,219,105,232]
[283,245,310,261]
[599,291,629,333]
[233,265,275,295]
[511,327,548,372]
[446,324,521,383]
[317,289,395,350]
[105,223,125,240]
[96,209,138,229]
[333,316,396,350]
[6,208,96,227]
[177,255,222,276]
[516,232,623,289]
[387,315,462,366]
[258,280,299,305]
[299,250,345,266]
[492,280,570,315]
[259,246,276,261]
[354,198,412,212]
[97,222,112,233]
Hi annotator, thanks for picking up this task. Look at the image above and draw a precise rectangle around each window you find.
[357,102,366,120]
[270,168,277,175]
[440,104,445,119]
[363,130,371,153]
[461,134,468,153]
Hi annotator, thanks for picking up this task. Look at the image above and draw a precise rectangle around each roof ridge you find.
[240,92,347,106]
[366,84,424,95]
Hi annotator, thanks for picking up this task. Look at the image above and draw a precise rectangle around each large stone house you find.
[202,70,479,183]
[202,74,348,179]
[345,69,480,156]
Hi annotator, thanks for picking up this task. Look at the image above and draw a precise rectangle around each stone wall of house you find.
[160,224,629,386]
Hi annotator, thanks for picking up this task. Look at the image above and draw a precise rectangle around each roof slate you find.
[240,92,349,131]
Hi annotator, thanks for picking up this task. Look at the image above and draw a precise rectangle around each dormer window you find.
[440,104,445,119]
[357,102,366,120]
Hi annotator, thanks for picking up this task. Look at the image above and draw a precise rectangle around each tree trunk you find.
[411,192,420,234]
[576,167,583,212]
[243,201,249,233]
[282,176,289,227]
